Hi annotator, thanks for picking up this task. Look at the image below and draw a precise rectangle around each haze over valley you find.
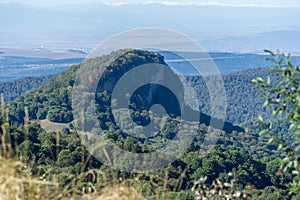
[1,2,300,52]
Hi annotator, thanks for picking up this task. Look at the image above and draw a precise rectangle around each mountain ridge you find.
[1,61,279,125]
[5,49,243,134]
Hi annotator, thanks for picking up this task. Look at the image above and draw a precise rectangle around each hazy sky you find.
[0,0,300,7]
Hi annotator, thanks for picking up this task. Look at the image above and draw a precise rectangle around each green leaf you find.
[257,115,263,122]
[264,50,275,56]
[250,79,257,84]
[294,129,300,135]
[292,170,299,175]
[268,122,273,129]
[263,100,269,107]
[287,161,293,169]
[259,129,268,136]
[267,76,271,85]
[256,77,264,83]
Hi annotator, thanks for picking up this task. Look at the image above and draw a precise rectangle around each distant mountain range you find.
[201,30,300,52]
[161,51,300,74]
[1,2,300,52]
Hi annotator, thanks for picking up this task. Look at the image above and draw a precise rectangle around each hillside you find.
[0,75,55,102]
[188,67,277,124]
[0,120,292,199]
[6,49,242,132]
[1,59,279,125]
[3,48,285,162]
[1,49,298,199]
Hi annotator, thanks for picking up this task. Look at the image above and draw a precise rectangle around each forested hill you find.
[1,49,297,199]
[0,75,56,102]
[187,67,277,124]
[0,54,276,124]
[5,49,242,134]
[1,52,278,126]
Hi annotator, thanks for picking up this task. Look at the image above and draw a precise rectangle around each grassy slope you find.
[34,119,67,133]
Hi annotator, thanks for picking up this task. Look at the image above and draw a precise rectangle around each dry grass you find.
[35,119,67,133]
[0,156,145,200]
[0,157,57,200]
[81,185,145,200]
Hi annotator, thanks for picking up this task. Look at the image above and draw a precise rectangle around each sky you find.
[0,0,300,7]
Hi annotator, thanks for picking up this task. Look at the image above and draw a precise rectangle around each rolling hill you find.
[0,75,55,102]
[1,49,296,199]
[1,56,282,125]
[5,49,243,132]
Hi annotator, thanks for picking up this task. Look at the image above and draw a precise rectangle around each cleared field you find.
[35,119,67,132]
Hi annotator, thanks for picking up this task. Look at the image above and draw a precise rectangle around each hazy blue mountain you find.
[202,30,300,52]
[161,51,300,75]
[1,2,300,51]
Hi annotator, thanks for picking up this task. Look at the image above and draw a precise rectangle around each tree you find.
[252,50,300,193]
[123,137,141,153]
[58,149,76,168]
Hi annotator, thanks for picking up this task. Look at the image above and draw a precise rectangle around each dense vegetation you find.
[1,67,278,126]
[0,75,55,102]
[253,51,300,193]
[0,49,299,199]
[186,67,278,124]
[0,119,297,199]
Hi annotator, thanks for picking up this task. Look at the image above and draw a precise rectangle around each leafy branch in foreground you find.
[252,50,300,193]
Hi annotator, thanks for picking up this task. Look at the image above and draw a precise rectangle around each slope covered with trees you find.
[0,118,296,199]
[0,75,55,102]
[187,67,278,124]
[0,49,299,199]
[5,50,241,131]
[1,65,279,126]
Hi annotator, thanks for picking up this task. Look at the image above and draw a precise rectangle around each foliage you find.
[186,67,277,124]
[1,58,286,129]
[192,174,252,199]
[0,75,55,102]
[252,50,300,193]
[0,49,299,199]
